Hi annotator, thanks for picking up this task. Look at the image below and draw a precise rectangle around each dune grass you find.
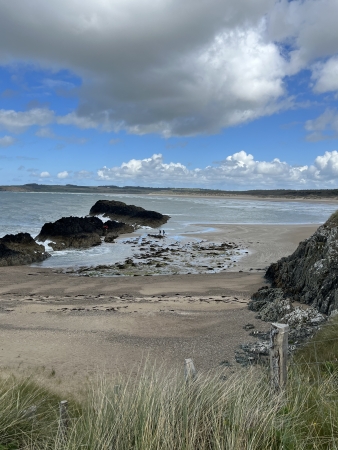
[1,318,338,449]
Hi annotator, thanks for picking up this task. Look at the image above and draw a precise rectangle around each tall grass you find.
[1,318,338,449]
[1,366,338,450]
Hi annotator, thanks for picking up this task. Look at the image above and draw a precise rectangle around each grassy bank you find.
[1,318,338,449]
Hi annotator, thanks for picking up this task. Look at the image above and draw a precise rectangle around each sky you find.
[1,0,338,189]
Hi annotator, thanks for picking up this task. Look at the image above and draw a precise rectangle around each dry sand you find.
[0,223,318,393]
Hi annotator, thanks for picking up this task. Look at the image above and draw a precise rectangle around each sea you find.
[1,191,337,269]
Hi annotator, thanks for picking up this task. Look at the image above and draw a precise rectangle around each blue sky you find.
[1,0,338,189]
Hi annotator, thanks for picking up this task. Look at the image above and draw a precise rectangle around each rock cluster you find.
[36,216,134,250]
[0,233,50,266]
[89,200,170,227]
[248,286,326,333]
[74,237,240,277]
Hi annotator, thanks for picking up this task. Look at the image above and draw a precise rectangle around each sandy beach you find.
[0,223,318,393]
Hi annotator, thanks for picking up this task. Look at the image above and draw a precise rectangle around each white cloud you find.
[268,0,338,75]
[0,135,15,147]
[314,151,338,177]
[312,56,338,93]
[57,170,69,179]
[0,108,54,133]
[305,109,338,141]
[97,151,338,188]
[40,171,51,178]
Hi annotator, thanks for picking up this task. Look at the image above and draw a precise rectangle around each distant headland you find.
[1,183,338,200]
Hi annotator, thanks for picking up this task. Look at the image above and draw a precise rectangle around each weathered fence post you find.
[59,400,69,440]
[269,323,289,391]
[184,358,197,382]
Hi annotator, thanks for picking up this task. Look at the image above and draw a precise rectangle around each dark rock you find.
[36,216,134,250]
[248,286,284,312]
[104,234,117,243]
[0,232,50,266]
[89,200,170,227]
[36,216,103,250]
[104,220,134,235]
[265,212,338,315]
[243,323,255,330]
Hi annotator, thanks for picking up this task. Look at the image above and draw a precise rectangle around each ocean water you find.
[0,191,337,268]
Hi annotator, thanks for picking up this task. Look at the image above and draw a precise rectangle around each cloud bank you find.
[96,151,338,188]
[0,0,337,136]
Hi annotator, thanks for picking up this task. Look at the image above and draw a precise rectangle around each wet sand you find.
[0,223,318,393]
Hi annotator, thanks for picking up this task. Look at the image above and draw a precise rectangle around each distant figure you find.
[159,229,162,236]
[163,230,165,236]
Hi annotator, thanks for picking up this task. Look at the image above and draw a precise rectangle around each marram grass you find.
[1,318,338,449]
[1,366,338,450]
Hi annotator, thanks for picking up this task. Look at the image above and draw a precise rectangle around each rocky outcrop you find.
[104,220,134,236]
[264,212,338,315]
[36,216,135,250]
[0,233,50,266]
[241,215,338,366]
[89,200,170,227]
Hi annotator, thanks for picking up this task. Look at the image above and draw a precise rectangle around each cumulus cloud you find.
[0,0,287,136]
[0,135,15,147]
[97,151,338,188]
[0,108,54,133]
[312,57,338,93]
[268,0,338,74]
[40,171,51,178]
[0,1,337,136]
[314,151,338,177]
[57,171,69,179]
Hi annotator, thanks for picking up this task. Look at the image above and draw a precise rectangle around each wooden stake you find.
[269,323,289,391]
[184,358,197,382]
[59,400,69,440]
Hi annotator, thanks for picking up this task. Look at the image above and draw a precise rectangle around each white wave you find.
[35,239,55,251]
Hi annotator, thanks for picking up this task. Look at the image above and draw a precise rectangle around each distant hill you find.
[1,183,338,199]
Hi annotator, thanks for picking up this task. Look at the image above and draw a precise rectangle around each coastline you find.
[150,192,338,204]
[0,222,318,392]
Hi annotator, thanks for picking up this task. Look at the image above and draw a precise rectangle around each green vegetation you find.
[1,319,338,449]
[1,183,338,199]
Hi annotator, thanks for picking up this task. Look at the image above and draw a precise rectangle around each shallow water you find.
[0,191,336,268]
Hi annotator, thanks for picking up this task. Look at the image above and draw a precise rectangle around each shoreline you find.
[0,222,320,392]
[149,192,338,204]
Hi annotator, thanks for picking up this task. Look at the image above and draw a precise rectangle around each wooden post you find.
[269,323,289,391]
[184,358,197,382]
[59,400,69,440]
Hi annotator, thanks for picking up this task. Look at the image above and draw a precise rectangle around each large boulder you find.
[0,233,50,266]
[36,216,135,250]
[89,200,170,227]
[264,211,338,315]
